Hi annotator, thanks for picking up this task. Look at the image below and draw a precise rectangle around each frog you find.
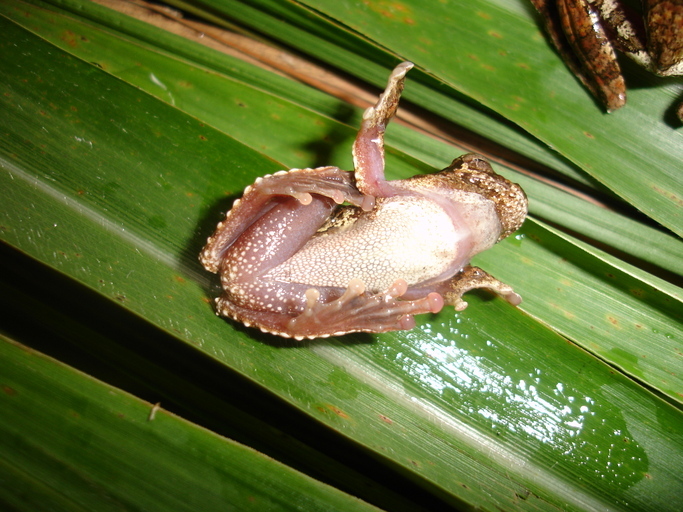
[530,0,683,113]
[200,62,527,339]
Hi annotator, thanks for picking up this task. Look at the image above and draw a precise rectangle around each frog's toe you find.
[254,167,372,209]
[441,265,521,311]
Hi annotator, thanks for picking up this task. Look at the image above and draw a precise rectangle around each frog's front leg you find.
[439,265,522,311]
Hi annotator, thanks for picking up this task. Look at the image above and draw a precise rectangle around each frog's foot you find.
[254,167,375,211]
[286,278,444,339]
[442,265,521,311]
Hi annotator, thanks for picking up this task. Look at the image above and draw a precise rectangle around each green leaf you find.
[2,3,683,512]
[169,0,596,186]
[0,334,382,511]
[190,0,683,236]
[11,0,680,276]
[7,0,680,404]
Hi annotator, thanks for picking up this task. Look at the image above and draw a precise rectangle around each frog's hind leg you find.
[352,62,413,197]
[285,278,444,339]
[200,166,373,273]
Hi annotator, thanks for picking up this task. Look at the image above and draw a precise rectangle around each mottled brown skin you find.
[647,0,683,73]
[200,62,527,339]
[531,0,683,114]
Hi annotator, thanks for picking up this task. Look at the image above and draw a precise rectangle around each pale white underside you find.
[265,196,467,291]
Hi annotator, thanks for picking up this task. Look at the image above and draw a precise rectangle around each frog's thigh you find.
[441,265,521,311]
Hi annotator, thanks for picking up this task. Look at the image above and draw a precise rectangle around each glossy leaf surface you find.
[0,335,382,511]
[1,2,682,512]
[6,0,681,405]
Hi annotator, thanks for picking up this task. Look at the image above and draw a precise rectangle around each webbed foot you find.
[254,167,374,211]
[286,278,444,339]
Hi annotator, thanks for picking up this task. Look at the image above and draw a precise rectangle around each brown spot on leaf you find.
[379,414,393,424]
[327,404,349,419]
[61,30,78,48]
[652,185,683,207]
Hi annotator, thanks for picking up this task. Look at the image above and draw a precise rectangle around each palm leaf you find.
[1,1,682,511]
[0,334,383,511]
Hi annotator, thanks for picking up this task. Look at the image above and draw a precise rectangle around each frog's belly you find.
[266,196,472,292]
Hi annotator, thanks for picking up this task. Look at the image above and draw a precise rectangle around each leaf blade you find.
[0,334,383,512]
[196,0,683,236]
[4,5,683,511]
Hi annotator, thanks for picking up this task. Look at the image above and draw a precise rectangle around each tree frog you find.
[200,62,527,339]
